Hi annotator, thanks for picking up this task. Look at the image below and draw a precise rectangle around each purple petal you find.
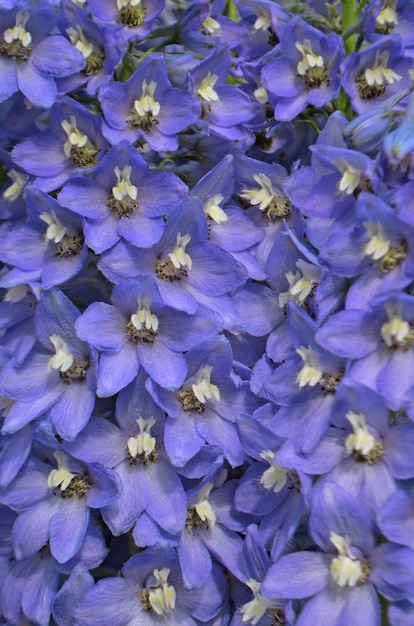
[97,342,139,397]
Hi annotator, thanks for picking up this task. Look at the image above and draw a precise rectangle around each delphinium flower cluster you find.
[2,0,414,624]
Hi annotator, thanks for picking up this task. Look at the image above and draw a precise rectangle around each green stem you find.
[336,88,353,119]
[135,39,174,65]
[342,0,358,54]
[226,0,239,21]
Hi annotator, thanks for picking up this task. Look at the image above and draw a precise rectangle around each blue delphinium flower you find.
[59,140,188,253]
[0,4,85,107]
[0,288,97,440]
[187,44,259,141]
[62,370,188,539]
[12,97,106,192]
[87,0,166,43]
[261,482,414,625]
[340,36,413,114]
[75,276,221,396]
[99,53,201,151]
[0,187,87,290]
[261,17,344,121]
[74,544,227,625]
[315,291,414,410]
[0,446,120,565]
[147,335,248,468]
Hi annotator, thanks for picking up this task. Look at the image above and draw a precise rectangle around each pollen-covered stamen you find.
[357,50,402,99]
[107,165,138,218]
[240,579,276,625]
[0,11,32,60]
[204,194,228,224]
[240,173,290,220]
[295,39,328,89]
[66,25,105,76]
[186,483,216,532]
[2,169,27,203]
[127,80,160,131]
[61,116,98,168]
[117,0,146,27]
[375,2,398,34]
[125,297,159,343]
[48,452,90,499]
[330,532,370,587]
[127,416,158,465]
[271,609,286,625]
[39,210,84,258]
[178,389,206,414]
[278,260,320,309]
[259,450,288,493]
[381,304,414,350]
[141,568,176,615]
[345,411,384,463]
[381,245,407,273]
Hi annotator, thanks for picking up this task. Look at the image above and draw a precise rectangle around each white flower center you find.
[2,169,27,203]
[240,173,276,212]
[195,498,216,529]
[3,284,28,303]
[39,210,67,243]
[345,411,377,457]
[254,11,271,30]
[364,51,401,88]
[130,297,159,333]
[47,334,74,373]
[202,16,221,34]
[47,451,77,491]
[259,450,288,492]
[127,416,157,460]
[146,568,176,615]
[196,73,220,102]
[337,161,362,195]
[112,165,138,202]
[192,365,220,404]
[66,25,94,59]
[240,579,275,625]
[168,233,192,270]
[330,532,364,587]
[363,222,391,261]
[203,193,228,224]
[61,116,91,158]
[376,4,398,28]
[381,305,411,347]
[118,0,142,9]
[278,260,320,308]
[253,86,269,104]
[295,346,323,388]
[4,11,32,48]
[133,80,160,118]
[295,39,324,76]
